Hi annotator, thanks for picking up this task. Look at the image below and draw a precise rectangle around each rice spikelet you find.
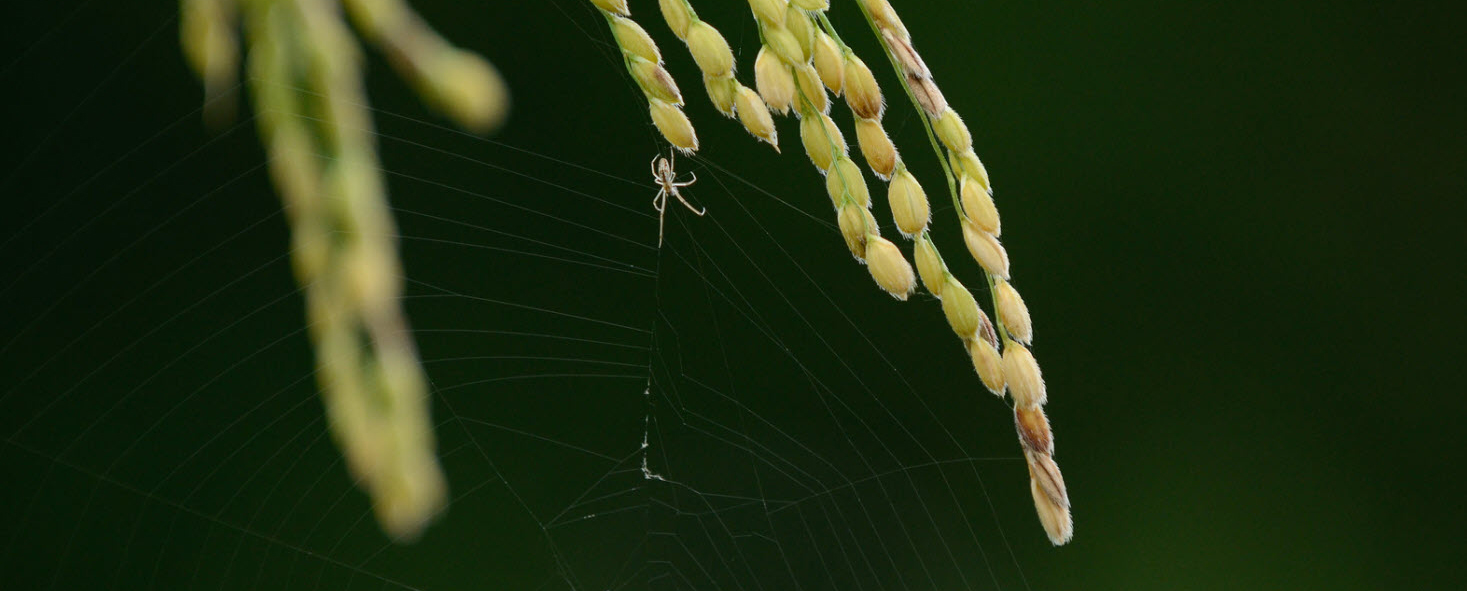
[969,337,1006,396]
[940,277,981,339]
[913,235,946,297]
[994,280,1032,344]
[960,173,1001,235]
[657,0,691,38]
[1002,342,1046,409]
[855,117,898,179]
[628,57,683,104]
[827,157,871,208]
[799,110,845,171]
[842,54,883,119]
[794,64,830,114]
[650,99,699,152]
[934,107,972,153]
[784,5,816,61]
[687,21,734,75]
[961,222,1010,279]
[610,16,660,63]
[866,236,917,300]
[734,86,778,149]
[812,31,844,94]
[755,47,796,114]
[886,167,929,237]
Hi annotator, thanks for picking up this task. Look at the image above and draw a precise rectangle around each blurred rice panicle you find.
[181,0,506,541]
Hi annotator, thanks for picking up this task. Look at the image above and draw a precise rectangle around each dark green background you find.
[2,1,1462,589]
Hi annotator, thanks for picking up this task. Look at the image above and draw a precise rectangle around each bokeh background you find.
[2,1,1463,589]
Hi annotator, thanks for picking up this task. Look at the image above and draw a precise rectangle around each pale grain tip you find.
[994,280,1032,344]
[961,222,1010,279]
[855,117,897,179]
[1003,342,1046,409]
[649,99,698,152]
[865,236,916,300]
[960,173,1001,236]
[887,166,929,237]
[793,0,830,10]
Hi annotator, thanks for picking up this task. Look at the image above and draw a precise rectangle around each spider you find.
[650,150,704,246]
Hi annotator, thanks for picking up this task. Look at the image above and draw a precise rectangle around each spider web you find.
[0,1,1049,589]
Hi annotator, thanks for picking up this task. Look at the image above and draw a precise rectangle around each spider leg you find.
[671,189,705,216]
[658,197,667,246]
[672,171,697,187]
[650,154,661,180]
[653,188,666,212]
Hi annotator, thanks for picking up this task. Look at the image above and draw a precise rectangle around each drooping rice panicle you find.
[183,0,509,542]
[856,0,1072,545]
